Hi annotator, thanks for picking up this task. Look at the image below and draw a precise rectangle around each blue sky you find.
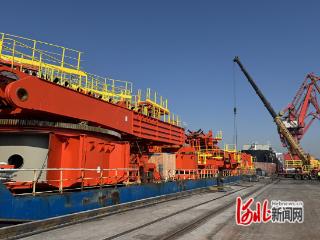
[2,0,319,155]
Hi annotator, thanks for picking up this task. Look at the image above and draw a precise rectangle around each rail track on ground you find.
[103,181,275,240]
[155,182,275,240]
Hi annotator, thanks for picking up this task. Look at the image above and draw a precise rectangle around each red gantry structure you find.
[280,73,320,173]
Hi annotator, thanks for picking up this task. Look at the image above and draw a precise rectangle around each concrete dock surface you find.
[19,179,320,240]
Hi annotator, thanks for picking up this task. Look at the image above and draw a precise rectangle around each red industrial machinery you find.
[280,73,320,175]
[0,33,254,193]
[175,129,254,178]
[234,57,319,179]
[280,73,320,159]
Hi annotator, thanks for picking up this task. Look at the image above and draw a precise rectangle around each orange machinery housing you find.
[47,133,131,187]
[238,152,255,174]
[0,64,184,189]
[173,130,251,178]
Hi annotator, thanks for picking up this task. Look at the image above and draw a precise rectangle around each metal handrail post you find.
[32,170,37,196]
[59,170,63,193]
[81,169,84,190]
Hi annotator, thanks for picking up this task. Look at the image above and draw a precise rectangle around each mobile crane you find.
[233,56,318,179]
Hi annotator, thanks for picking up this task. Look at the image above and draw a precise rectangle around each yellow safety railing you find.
[0,167,139,195]
[0,33,132,102]
[215,130,223,139]
[0,33,182,126]
[224,144,237,153]
[197,152,211,164]
[146,88,169,113]
[0,32,84,75]
[285,160,303,168]
[302,165,313,173]
[172,169,219,180]
[132,88,181,126]
[197,149,223,164]
[284,159,319,174]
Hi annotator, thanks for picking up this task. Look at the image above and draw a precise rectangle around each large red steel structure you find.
[281,73,320,146]
[0,66,184,146]
[0,33,254,193]
[279,73,320,172]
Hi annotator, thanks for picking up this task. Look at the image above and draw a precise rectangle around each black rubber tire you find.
[302,174,310,180]
[294,174,302,180]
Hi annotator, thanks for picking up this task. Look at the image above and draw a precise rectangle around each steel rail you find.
[102,183,261,240]
[156,179,278,240]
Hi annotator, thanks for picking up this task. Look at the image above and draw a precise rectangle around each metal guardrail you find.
[284,160,303,169]
[165,168,252,180]
[196,149,224,164]
[0,33,132,101]
[173,169,219,180]
[0,168,139,195]
[224,144,237,152]
[215,130,223,139]
[0,32,182,126]
[0,167,251,195]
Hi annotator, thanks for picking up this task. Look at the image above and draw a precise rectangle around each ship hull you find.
[0,176,239,222]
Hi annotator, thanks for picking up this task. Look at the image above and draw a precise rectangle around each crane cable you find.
[233,62,238,150]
